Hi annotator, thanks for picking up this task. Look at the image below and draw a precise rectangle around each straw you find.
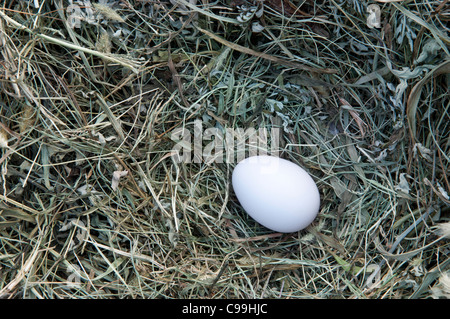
[0,0,448,299]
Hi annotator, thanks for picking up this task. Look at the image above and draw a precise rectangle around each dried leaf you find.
[0,128,8,149]
[77,184,102,204]
[165,218,179,247]
[423,178,450,204]
[437,183,449,200]
[251,21,264,33]
[395,173,410,194]
[59,218,88,251]
[435,222,450,239]
[367,4,381,29]
[111,170,128,191]
[415,39,442,64]
[91,130,116,146]
[431,272,450,299]
[19,105,36,134]
[413,143,432,161]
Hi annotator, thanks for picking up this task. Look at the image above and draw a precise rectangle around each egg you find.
[232,155,320,233]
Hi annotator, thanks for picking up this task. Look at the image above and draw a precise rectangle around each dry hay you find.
[0,0,449,299]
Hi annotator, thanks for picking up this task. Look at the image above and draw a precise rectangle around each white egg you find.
[232,155,320,233]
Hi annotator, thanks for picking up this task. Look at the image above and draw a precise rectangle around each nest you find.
[0,0,449,299]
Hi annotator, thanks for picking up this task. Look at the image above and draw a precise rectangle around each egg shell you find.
[232,155,320,233]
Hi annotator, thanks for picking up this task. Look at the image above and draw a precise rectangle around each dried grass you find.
[0,0,449,299]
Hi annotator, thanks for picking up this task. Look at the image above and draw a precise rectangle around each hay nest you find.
[0,0,449,299]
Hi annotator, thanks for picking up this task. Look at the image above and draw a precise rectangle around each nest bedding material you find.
[0,0,449,298]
